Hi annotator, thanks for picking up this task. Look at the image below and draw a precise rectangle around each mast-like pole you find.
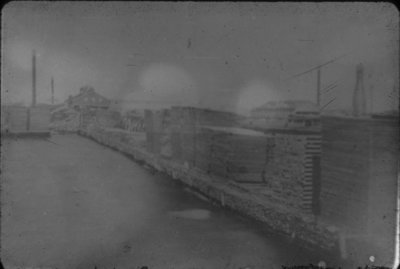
[51,76,54,105]
[32,50,36,107]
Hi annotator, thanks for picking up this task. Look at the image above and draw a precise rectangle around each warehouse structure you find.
[67,86,111,111]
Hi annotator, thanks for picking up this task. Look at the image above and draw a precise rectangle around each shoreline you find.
[77,127,342,256]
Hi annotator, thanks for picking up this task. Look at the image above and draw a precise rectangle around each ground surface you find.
[2,134,324,269]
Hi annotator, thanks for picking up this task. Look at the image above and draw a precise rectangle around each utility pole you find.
[287,54,346,108]
[32,50,36,107]
[51,76,54,105]
[352,63,366,117]
[317,68,321,106]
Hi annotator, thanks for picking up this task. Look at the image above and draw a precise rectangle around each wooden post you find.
[32,50,36,107]
[51,76,54,105]
[317,68,321,107]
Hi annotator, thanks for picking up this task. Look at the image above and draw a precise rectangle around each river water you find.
[1,134,339,269]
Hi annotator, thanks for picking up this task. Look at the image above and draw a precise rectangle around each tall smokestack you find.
[32,50,36,107]
[352,63,366,117]
[51,76,54,105]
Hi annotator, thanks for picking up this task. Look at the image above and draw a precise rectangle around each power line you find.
[322,80,339,91]
[282,53,347,106]
[320,97,336,111]
[285,54,347,81]
[322,83,338,94]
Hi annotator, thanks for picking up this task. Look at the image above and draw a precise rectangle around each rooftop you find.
[201,125,266,137]
[253,100,319,113]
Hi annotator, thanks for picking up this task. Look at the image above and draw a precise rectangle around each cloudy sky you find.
[1,2,398,114]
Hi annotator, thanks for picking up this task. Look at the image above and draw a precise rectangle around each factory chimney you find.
[32,50,37,107]
[352,63,366,117]
[51,76,54,105]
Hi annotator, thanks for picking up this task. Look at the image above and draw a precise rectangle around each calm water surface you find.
[1,134,340,269]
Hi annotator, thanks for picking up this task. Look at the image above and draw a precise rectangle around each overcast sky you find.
[1,2,398,114]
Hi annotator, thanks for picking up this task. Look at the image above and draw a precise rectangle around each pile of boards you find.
[4,106,28,132]
[30,107,51,132]
[95,110,122,128]
[196,126,273,183]
[169,107,196,165]
[2,106,50,133]
[144,106,274,183]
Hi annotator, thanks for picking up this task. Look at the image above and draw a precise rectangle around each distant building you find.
[67,86,110,111]
[249,100,320,129]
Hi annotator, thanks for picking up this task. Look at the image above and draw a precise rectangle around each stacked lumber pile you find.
[262,133,308,211]
[196,126,271,183]
[80,110,96,130]
[116,129,146,149]
[194,128,213,171]
[170,130,182,161]
[195,108,243,126]
[1,106,8,132]
[144,109,164,154]
[50,112,80,132]
[6,106,28,133]
[159,109,173,158]
[145,106,245,167]
[170,107,196,166]
[29,106,50,132]
[96,127,146,150]
[1,106,7,132]
[144,109,155,153]
[168,106,243,167]
[179,108,196,167]
[96,110,122,128]
[122,110,145,132]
